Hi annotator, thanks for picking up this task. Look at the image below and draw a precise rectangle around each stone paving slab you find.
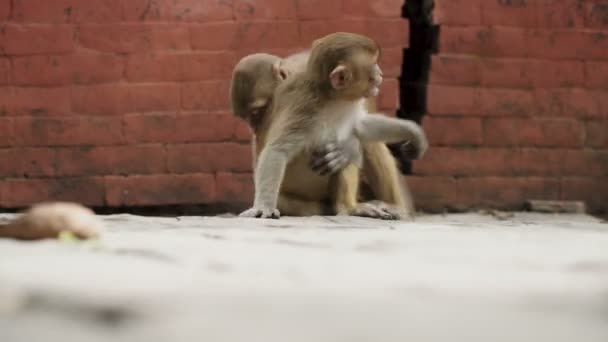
[0,213,607,342]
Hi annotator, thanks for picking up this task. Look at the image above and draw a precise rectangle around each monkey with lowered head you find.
[231,51,418,219]
[238,32,428,219]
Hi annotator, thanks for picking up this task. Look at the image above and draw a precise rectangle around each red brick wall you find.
[0,0,407,209]
[409,0,608,213]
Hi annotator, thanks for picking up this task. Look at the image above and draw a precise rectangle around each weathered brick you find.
[181,81,231,111]
[72,84,125,115]
[427,85,482,116]
[423,116,482,146]
[527,30,589,60]
[528,59,585,87]
[78,24,189,53]
[0,87,71,116]
[430,54,481,86]
[483,118,584,148]
[586,120,608,147]
[0,148,56,178]
[585,61,608,88]
[216,172,253,205]
[297,0,342,19]
[180,52,236,81]
[438,26,485,55]
[584,0,608,29]
[561,177,608,213]
[519,148,562,177]
[3,177,105,208]
[407,176,476,212]
[481,0,538,27]
[190,22,239,50]
[0,0,9,20]
[12,55,72,86]
[561,150,608,177]
[235,21,300,50]
[0,24,74,55]
[537,0,585,28]
[55,145,167,176]
[0,118,13,146]
[14,53,122,85]
[12,0,123,23]
[167,143,252,173]
[535,88,601,118]
[126,53,181,82]
[434,0,481,26]
[413,148,520,177]
[126,83,181,113]
[480,58,531,88]
[344,0,404,18]
[481,88,535,116]
[123,0,233,22]
[124,112,236,143]
[0,58,10,85]
[300,19,409,48]
[518,149,607,178]
[234,0,296,20]
[105,174,216,206]
[440,26,528,58]
[13,116,124,146]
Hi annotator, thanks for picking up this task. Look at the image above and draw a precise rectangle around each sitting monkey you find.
[233,33,427,219]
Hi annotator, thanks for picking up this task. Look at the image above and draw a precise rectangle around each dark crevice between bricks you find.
[390,0,438,174]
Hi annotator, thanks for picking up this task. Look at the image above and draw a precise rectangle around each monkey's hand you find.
[239,207,281,219]
[311,138,361,175]
[399,139,426,160]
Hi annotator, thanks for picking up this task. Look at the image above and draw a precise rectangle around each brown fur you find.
[235,33,427,219]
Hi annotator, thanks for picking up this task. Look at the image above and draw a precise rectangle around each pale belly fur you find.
[280,99,366,201]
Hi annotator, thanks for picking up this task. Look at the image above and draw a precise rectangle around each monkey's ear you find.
[272,61,289,81]
[329,65,350,89]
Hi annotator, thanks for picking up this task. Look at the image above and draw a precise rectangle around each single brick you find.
[434,0,482,26]
[234,0,297,20]
[427,85,482,116]
[480,88,535,116]
[55,145,167,176]
[105,174,216,206]
[167,143,252,173]
[0,87,71,116]
[181,81,231,111]
[0,24,74,55]
[423,116,483,146]
[216,172,253,205]
[430,54,481,86]
[0,148,56,178]
[481,0,538,27]
[13,116,124,146]
[3,177,105,208]
[413,148,520,177]
[123,0,233,22]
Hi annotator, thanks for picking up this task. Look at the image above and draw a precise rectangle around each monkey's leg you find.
[277,194,325,216]
[332,164,395,220]
[361,142,414,219]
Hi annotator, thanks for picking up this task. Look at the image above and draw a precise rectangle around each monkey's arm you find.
[240,128,306,219]
[356,114,428,159]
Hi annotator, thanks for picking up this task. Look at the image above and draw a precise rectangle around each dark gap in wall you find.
[390,0,438,174]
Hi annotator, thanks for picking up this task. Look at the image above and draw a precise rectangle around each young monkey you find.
[239,32,428,219]
[231,51,418,219]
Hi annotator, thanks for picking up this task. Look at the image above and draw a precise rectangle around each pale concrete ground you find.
[0,212,607,342]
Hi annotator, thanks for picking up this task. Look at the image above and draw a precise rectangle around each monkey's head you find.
[308,32,383,100]
[230,53,288,127]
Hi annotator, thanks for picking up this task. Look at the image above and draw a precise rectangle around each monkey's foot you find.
[239,207,281,219]
[350,202,399,220]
